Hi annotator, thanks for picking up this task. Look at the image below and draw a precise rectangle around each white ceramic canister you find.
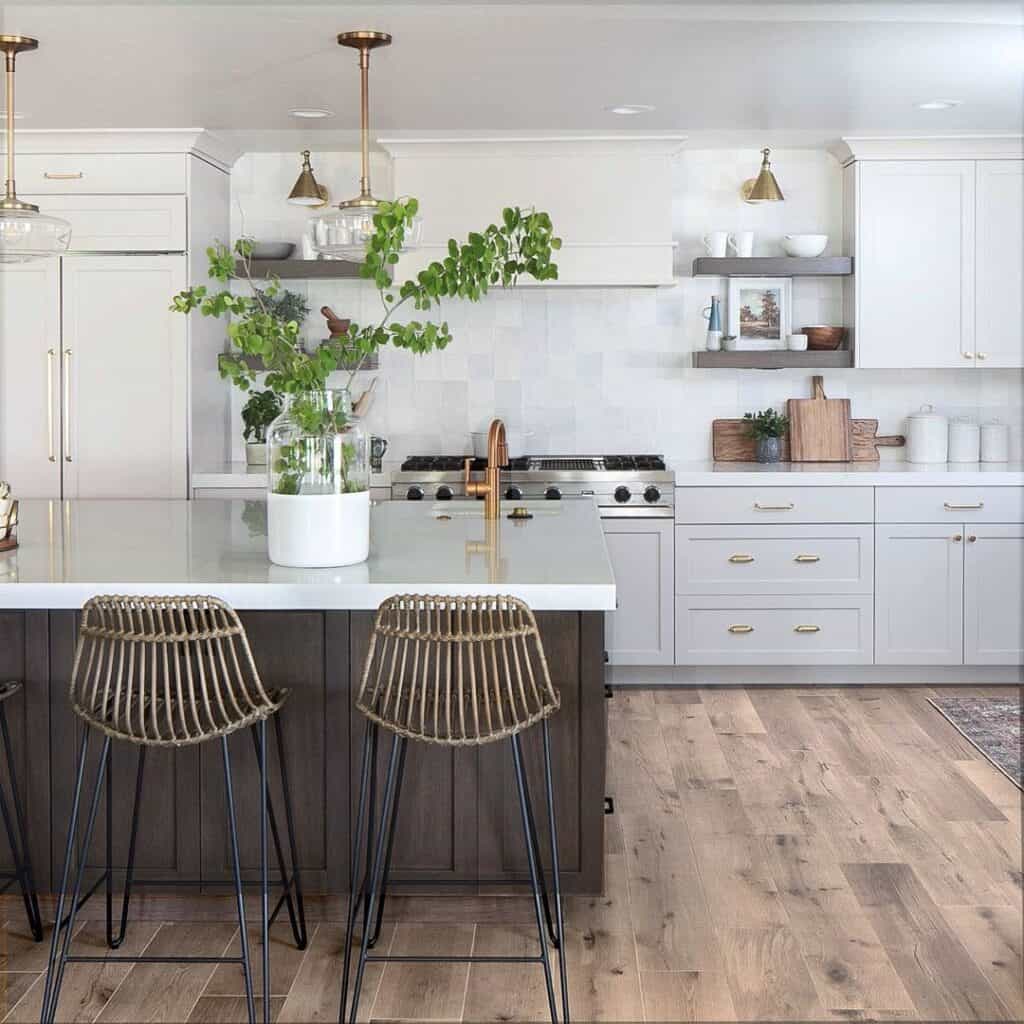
[906,404,949,463]
[981,419,1010,463]
[948,417,980,462]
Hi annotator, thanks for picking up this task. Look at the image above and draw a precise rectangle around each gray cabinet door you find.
[965,525,1024,664]
[603,520,674,665]
[875,524,964,665]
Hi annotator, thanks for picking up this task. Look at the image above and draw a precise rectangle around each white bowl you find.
[781,234,828,258]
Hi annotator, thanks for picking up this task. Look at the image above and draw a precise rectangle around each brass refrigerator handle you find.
[62,348,72,463]
[46,348,56,463]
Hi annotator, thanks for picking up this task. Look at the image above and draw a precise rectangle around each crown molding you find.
[831,134,1024,164]
[378,135,688,160]
[2,129,241,170]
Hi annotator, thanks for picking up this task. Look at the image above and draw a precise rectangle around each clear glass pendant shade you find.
[0,205,71,263]
[311,202,421,261]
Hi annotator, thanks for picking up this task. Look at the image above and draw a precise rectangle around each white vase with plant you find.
[171,198,561,567]
[242,389,283,467]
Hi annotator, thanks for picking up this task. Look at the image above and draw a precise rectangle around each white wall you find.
[224,148,1022,466]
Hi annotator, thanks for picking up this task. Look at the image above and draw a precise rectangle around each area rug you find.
[929,694,1022,788]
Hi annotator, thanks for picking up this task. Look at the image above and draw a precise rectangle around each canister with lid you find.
[906,404,948,463]
[948,417,980,462]
[981,419,1010,463]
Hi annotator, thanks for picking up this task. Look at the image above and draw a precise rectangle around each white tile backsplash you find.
[223,148,1023,465]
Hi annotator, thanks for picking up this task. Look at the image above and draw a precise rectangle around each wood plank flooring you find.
[0,686,1019,1022]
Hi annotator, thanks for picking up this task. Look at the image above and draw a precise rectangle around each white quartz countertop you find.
[0,499,615,611]
[670,460,1024,486]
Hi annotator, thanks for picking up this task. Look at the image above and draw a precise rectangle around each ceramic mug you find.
[787,333,808,351]
[702,231,729,258]
[728,231,754,258]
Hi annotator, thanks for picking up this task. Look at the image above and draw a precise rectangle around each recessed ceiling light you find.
[917,100,962,110]
[606,104,655,116]
[289,108,333,119]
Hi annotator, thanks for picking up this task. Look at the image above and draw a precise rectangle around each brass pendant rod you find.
[358,44,371,199]
[5,52,15,201]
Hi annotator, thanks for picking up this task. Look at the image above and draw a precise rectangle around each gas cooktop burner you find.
[399,454,666,473]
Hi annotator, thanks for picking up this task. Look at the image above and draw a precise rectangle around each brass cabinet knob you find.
[794,554,821,563]
[967,534,977,542]
[977,352,988,360]
[728,554,755,564]
[794,624,821,633]
[727,624,754,634]
[963,351,975,359]
[952,534,963,542]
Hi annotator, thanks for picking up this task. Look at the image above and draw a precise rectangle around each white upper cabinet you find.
[382,137,683,286]
[855,160,976,368]
[975,160,1024,367]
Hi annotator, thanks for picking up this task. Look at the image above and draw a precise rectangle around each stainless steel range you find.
[391,454,675,518]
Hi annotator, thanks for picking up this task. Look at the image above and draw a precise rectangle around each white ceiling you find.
[2,2,1021,149]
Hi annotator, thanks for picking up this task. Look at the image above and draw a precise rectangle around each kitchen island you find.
[0,499,615,894]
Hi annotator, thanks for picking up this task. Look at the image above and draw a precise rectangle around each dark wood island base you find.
[0,609,607,902]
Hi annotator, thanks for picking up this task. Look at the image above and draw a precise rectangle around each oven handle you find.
[598,505,675,520]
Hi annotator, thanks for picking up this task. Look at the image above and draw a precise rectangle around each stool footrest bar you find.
[67,955,246,965]
[365,954,546,964]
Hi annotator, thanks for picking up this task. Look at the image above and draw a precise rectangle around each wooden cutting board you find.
[787,376,852,462]
[712,418,905,462]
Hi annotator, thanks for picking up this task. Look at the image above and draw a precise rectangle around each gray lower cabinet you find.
[602,520,674,665]
[964,525,1024,664]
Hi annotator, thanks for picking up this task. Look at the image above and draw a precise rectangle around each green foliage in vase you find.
[170,199,561,494]
[241,389,283,443]
[255,288,310,328]
[742,407,789,439]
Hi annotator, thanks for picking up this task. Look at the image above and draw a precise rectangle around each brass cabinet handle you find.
[728,554,755,564]
[952,534,963,542]
[794,624,821,633]
[62,349,72,463]
[753,502,794,511]
[962,351,975,359]
[944,501,983,511]
[967,534,977,542]
[728,624,754,634]
[43,171,84,180]
[794,554,820,563]
[46,348,56,463]
[977,352,988,360]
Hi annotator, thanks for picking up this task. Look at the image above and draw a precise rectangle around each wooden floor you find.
[0,686,1020,1022]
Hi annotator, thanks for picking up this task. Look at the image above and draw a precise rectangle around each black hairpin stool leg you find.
[105,744,146,950]
[0,702,42,942]
[542,720,570,1023]
[366,734,407,950]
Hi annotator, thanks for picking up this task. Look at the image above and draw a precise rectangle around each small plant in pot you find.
[241,390,283,466]
[743,407,789,463]
[171,200,560,567]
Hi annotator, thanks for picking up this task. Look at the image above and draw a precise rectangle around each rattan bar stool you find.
[339,594,570,1024]
[41,595,308,1024]
[0,682,42,942]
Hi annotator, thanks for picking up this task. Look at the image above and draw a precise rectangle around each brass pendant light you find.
[741,147,785,204]
[310,30,421,260]
[288,150,329,207]
[0,36,71,263]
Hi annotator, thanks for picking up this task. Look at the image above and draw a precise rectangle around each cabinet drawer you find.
[876,486,1024,524]
[676,525,873,595]
[675,486,873,525]
[23,195,187,252]
[17,153,186,194]
[675,596,873,666]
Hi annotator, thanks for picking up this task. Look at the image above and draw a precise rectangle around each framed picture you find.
[727,277,791,350]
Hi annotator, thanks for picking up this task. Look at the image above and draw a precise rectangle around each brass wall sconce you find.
[287,150,329,207]
[741,147,785,204]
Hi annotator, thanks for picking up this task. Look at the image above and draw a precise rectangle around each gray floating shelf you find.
[692,256,853,277]
[235,259,363,279]
[692,350,853,370]
[227,350,380,373]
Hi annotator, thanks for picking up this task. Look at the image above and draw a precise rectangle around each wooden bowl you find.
[801,325,846,351]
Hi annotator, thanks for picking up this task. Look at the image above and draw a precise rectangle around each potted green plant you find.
[172,198,560,567]
[241,389,283,466]
[743,407,789,463]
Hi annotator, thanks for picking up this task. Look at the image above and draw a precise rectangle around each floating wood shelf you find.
[235,259,364,280]
[692,350,853,369]
[691,256,853,277]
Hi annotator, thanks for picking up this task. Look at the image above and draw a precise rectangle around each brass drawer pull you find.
[728,554,755,564]
[952,534,963,543]
[794,624,821,633]
[944,501,984,511]
[43,171,84,180]
[754,502,794,511]
[794,554,820,563]
[728,624,754,634]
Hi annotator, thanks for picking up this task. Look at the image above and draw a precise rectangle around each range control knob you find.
[614,486,632,503]
[545,486,562,501]
[505,485,523,501]
[436,485,453,501]
[644,486,662,504]
[406,486,424,501]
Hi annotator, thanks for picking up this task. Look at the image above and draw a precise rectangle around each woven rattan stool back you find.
[69,595,283,747]
[355,594,560,746]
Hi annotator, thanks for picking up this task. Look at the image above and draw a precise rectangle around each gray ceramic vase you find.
[755,436,783,463]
